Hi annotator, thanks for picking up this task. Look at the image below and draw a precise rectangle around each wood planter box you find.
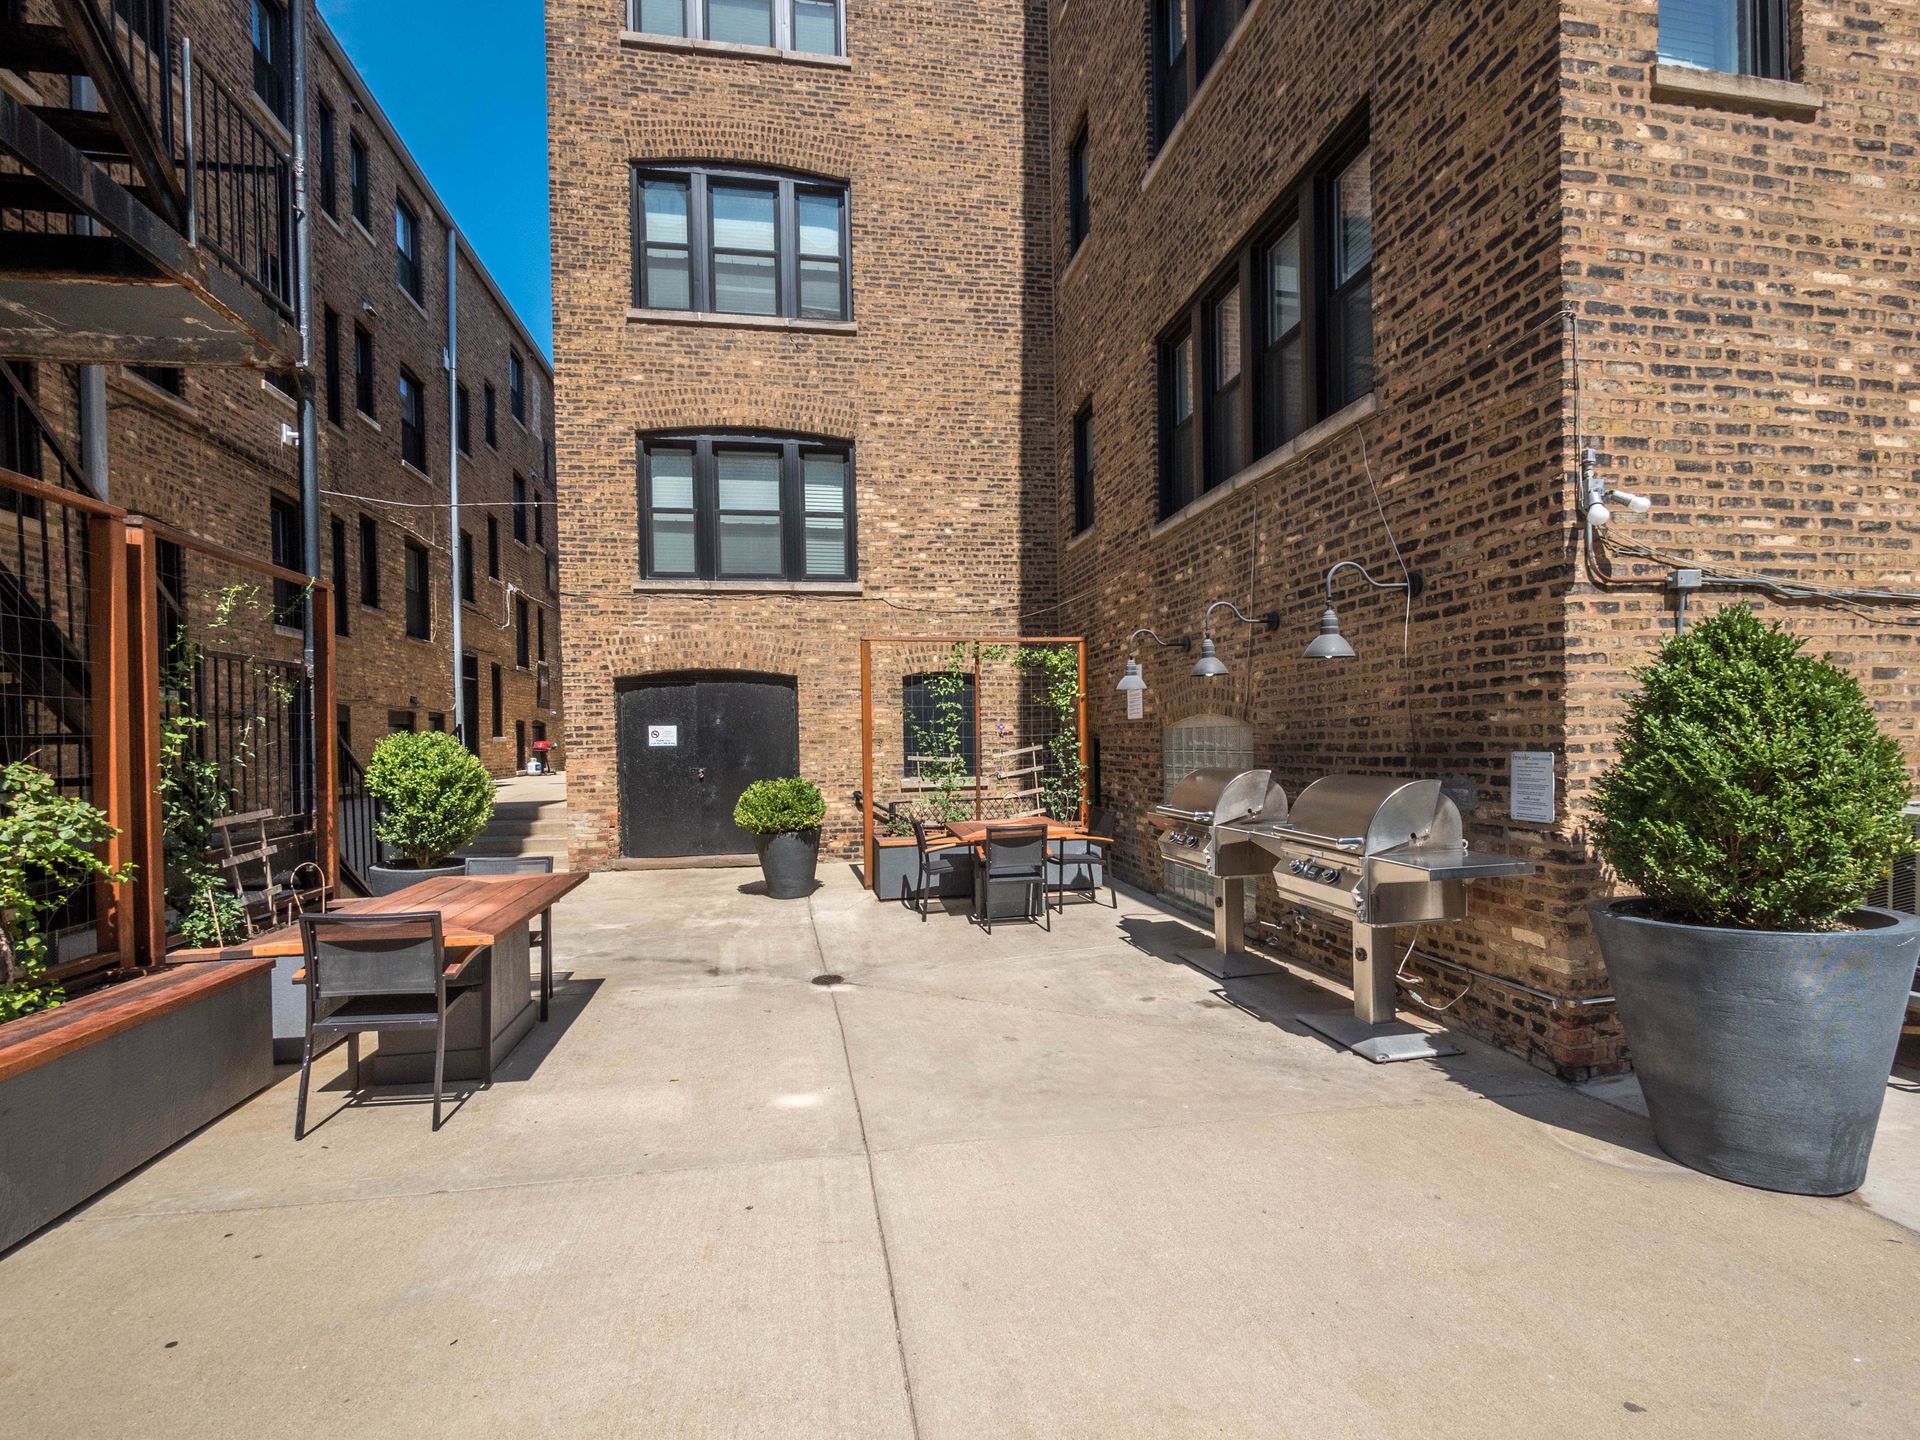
[0,961,274,1253]
[869,835,1103,906]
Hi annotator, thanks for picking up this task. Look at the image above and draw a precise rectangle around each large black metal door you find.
[617,674,800,857]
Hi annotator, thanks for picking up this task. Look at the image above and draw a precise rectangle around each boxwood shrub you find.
[734,777,826,837]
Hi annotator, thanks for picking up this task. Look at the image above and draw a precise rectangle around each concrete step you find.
[479,817,571,840]
[465,834,568,859]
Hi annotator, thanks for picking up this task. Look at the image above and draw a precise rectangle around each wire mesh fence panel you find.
[866,639,1086,836]
[0,483,101,965]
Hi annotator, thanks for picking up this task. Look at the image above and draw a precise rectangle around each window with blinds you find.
[639,434,856,582]
[1658,0,1790,78]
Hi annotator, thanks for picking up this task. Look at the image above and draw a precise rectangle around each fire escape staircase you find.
[0,0,299,366]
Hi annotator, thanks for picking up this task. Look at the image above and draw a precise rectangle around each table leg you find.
[540,908,552,1022]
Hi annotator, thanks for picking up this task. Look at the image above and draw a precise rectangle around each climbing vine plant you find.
[901,642,1085,826]
[913,645,975,824]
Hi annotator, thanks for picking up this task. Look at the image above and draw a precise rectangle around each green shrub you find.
[365,731,495,869]
[0,762,132,1024]
[1590,605,1913,930]
[733,777,826,837]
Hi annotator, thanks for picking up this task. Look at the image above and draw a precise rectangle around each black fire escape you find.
[0,0,299,366]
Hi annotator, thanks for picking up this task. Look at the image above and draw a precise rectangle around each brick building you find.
[553,0,1920,1076]
[3,0,562,783]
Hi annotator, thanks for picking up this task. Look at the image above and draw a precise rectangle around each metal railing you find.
[101,0,174,158]
[183,51,295,315]
[336,736,376,894]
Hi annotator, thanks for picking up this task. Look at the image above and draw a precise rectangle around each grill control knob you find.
[1289,859,1306,875]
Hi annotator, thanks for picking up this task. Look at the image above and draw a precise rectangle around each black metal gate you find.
[616,672,799,858]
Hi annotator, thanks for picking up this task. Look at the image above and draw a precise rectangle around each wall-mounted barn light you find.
[1304,562,1426,661]
[1116,628,1191,693]
[1191,602,1280,679]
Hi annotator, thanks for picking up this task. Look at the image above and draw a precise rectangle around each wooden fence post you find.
[124,526,167,966]
[90,513,135,968]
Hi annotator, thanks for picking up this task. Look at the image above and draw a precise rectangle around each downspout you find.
[290,2,321,800]
[447,228,465,745]
[71,75,107,500]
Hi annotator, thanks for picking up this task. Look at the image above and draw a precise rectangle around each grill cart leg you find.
[1176,875,1274,981]
[1298,922,1464,1063]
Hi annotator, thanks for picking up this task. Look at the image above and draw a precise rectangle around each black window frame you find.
[513,473,529,544]
[1151,1,1251,152]
[533,485,546,547]
[398,366,427,471]
[348,131,371,229]
[1071,402,1094,535]
[358,514,379,606]
[460,529,476,603]
[484,382,498,447]
[456,381,472,455]
[353,323,375,418]
[638,431,857,583]
[403,539,431,640]
[322,307,342,426]
[515,596,531,669]
[626,0,845,57]
[129,364,184,398]
[330,515,349,637]
[395,194,423,301]
[490,663,504,738]
[1067,123,1090,255]
[509,349,526,424]
[251,0,291,124]
[1156,113,1374,520]
[487,515,500,577]
[268,491,304,628]
[317,98,337,218]
[1657,0,1791,80]
[537,607,547,663]
[902,672,978,781]
[631,163,851,323]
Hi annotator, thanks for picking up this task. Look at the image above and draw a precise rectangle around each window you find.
[1659,0,1789,78]
[388,709,416,733]
[321,308,342,426]
[252,0,290,123]
[354,323,375,417]
[317,100,337,218]
[1153,1,1251,150]
[633,165,849,322]
[0,362,40,487]
[537,608,547,662]
[1067,125,1090,255]
[130,364,183,397]
[269,492,304,627]
[902,673,978,781]
[338,704,353,757]
[639,433,855,582]
[455,382,471,455]
[487,515,500,577]
[515,596,531,668]
[403,540,430,639]
[509,349,526,424]
[484,383,498,447]
[1328,146,1373,410]
[1072,403,1094,535]
[490,664,503,737]
[1158,327,1195,516]
[399,368,426,470]
[460,530,476,603]
[1158,122,1374,519]
[534,486,546,547]
[265,367,296,400]
[1204,278,1243,486]
[395,196,423,301]
[349,133,370,228]
[628,0,843,55]
[1257,218,1304,452]
[513,473,529,543]
[330,517,349,637]
[358,515,379,605]
[428,712,445,733]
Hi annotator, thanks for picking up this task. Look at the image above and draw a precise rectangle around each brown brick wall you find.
[547,0,1055,867]
[9,0,561,778]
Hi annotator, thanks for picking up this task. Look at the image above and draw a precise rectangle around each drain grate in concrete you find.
[811,974,845,987]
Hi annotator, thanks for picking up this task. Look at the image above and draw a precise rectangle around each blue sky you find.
[318,0,551,355]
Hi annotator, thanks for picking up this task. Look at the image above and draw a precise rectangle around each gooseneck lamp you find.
[1116,628,1190,693]
[1305,561,1426,661]
[1191,601,1281,680]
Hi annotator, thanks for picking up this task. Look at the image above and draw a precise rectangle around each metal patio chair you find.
[904,817,970,921]
[295,911,491,1138]
[972,823,1051,934]
[1050,804,1118,911]
[465,854,557,1020]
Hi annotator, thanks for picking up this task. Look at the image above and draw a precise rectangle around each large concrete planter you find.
[755,830,820,899]
[368,860,465,896]
[1590,899,1920,1195]
[0,962,272,1252]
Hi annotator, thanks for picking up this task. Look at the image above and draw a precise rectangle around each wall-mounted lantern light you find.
[1116,628,1190,693]
[1192,601,1280,680]
[1304,561,1426,661]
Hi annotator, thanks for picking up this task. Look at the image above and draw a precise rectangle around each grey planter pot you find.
[1590,899,1920,1196]
[368,860,466,896]
[756,830,820,899]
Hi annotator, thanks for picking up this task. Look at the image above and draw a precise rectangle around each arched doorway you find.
[1160,712,1255,915]
[616,672,799,857]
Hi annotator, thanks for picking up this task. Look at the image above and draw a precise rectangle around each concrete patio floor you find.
[4,865,1920,1438]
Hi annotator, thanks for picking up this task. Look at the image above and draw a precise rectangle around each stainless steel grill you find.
[1166,771,1535,1062]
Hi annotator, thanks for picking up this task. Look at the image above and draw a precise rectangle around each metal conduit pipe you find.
[1255,919,1616,1010]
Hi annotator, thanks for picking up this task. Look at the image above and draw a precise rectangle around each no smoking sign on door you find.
[648,725,679,748]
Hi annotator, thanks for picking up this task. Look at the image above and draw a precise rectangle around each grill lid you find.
[1281,776,1459,855]
[1159,767,1248,821]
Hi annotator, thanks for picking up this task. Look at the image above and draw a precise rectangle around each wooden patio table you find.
[177,872,587,1082]
[940,819,1113,920]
